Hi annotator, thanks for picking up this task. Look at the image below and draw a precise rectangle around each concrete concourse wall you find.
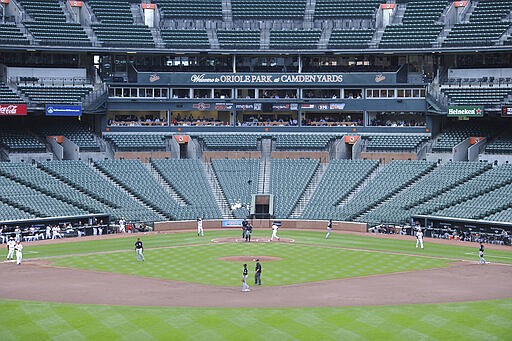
[155,219,367,233]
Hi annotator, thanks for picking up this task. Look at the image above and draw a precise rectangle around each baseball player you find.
[326,219,333,239]
[135,237,144,262]
[254,259,262,285]
[270,222,280,241]
[479,243,486,264]
[6,237,15,260]
[416,228,424,249]
[197,217,204,236]
[245,223,252,242]
[15,241,23,265]
[242,219,248,239]
[242,263,250,292]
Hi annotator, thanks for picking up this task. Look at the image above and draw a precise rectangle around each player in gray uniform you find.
[15,241,23,265]
[6,238,15,260]
[415,228,424,249]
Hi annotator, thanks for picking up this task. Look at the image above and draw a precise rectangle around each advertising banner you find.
[46,104,82,116]
[139,72,398,86]
[0,104,27,116]
[221,219,244,228]
[447,106,483,117]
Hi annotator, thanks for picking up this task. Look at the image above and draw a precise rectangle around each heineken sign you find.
[447,106,484,117]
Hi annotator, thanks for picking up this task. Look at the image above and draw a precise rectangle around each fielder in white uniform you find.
[271,223,280,241]
[416,229,424,249]
[6,238,16,260]
[15,241,23,265]
[197,217,204,236]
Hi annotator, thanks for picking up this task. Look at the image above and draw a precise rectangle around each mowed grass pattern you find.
[50,242,451,286]
[0,299,511,340]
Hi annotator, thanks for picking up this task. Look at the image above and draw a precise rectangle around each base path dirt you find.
[0,261,511,308]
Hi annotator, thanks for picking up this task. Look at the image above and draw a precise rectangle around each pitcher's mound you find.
[218,256,282,262]
[212,237,294,243]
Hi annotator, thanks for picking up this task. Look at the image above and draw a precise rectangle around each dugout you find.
[413,215,512,245]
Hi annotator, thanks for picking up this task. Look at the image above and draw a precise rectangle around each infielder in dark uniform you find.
[245,223,253,242]
[242,219,248,239]
[254,259,262,285]
[479,243,486,264]
[135,237,144,262]
[242,263,250,291]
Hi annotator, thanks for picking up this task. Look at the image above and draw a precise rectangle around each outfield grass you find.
[0,298,511,341]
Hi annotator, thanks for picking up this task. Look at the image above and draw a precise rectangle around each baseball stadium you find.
[0,0,512,339]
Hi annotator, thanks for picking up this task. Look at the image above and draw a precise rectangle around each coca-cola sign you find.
[0,104,27,116]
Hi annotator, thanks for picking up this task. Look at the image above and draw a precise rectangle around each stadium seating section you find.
[0,0,508,50]
[0,128,46,153]
[302,159,378,220]
[485,136,512,154]
[217,30,261,50]
[443,0,512,46]
[441,87,512,107]
[211,159,259,218]
[95,159,183,220]
[314,0,381,19]
[0,173,88,218]
[151,159,222,219]
[39,160,163,222]
[328,29,374,49]
[379,0,447,48]
[37,121,101,152]
[431,126,494,153]
[196,135,261,150]
[0,162,113,218]
[359,161,491,224]
[0,83,25,104]
[104,134,167,152]
[17,85,93,105]
[0,23,30,46]
[88,0,155,48]
[364,135,427,152]
[161,30,210,49]
[17,0,91,46]
[154,0,223,19]
[232,0,307,19]
[335,160,436,221]
[269,30,321,50]
[273,134,337,150]
[270,158,319,218]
